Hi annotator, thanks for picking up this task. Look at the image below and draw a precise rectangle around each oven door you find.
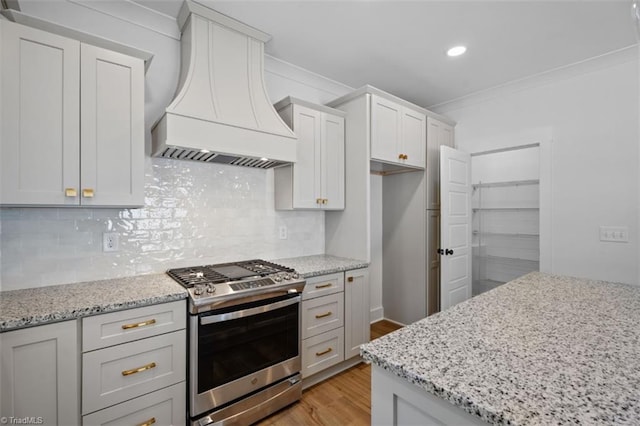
[190,293,301,417]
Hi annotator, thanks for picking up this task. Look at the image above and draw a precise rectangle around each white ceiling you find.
[130,1,638,107]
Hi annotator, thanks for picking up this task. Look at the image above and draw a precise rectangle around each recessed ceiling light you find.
[447,46,467,57]
[200,149,210,153]
[260,157,269,161]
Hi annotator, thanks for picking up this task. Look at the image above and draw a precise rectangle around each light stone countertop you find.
[0,274,187,332]
[273,254,369,278]
[361,272,640,425]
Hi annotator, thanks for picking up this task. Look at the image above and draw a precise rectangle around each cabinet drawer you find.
[82,330,186,415]
[302,272,344,300]
[302,293,344,339]
[82,300,186,351]
[302,328,344,378]
[82,382,185,426]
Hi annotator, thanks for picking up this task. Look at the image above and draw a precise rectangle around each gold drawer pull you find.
[315,311,332,319]
[137,417,156,426]
[122,319,156,330]
[316,348,332,357]
[316,198,322,204]
[315,283,332,289]
[122,362,156,376]
[82,188,94,198]
[65,188,77,197]
[347,276,354,283]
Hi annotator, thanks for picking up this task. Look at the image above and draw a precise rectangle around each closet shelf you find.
[473,231,539,238]
[473,254,540,264]
[473,207,539,212]
[472,179,539,189]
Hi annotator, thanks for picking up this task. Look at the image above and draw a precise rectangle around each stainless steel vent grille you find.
[157,147,286,169]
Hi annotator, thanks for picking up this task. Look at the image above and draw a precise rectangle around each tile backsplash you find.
[0,158,324,291]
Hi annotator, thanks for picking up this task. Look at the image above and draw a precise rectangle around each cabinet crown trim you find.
[274,97,347,117]
[1,10,154,71]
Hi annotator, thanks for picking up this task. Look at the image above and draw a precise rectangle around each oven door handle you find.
[200,295,301,325]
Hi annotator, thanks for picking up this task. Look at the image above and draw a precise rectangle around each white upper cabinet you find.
[371,94,426,169]
[1,20,146,207]
[274,98,345,210]
[426,117,455,210]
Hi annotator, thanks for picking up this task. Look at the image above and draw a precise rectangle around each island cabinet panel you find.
[371,365,486,426]
[0,320,80,426]
[0,20,145,207]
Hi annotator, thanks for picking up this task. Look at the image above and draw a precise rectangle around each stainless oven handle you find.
[200,295,301,325]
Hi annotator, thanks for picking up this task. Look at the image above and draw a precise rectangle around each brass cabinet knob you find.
[82,188,94,198]
[322,199,328,205]
[65,188,77,197]
[316,198,322,204]
[398,153,403,160]
[347,276,354,283]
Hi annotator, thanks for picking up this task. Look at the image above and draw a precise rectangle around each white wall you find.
[435,48,639,284]
[0,2,353,291]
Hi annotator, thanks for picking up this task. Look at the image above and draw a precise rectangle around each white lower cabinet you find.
[81,300,187,425]
[0,320,80,426]
[82,382,185,426]
[300,268,369,379]
[302,328,344,378]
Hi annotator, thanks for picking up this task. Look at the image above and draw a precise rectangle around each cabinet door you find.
[1,21,80,206]
[321,112,345,210]
[344,268,370,359]
[426,118,455,210]
[0,321,80,426]
[80,44,144,207]
[370,94,402,163]
[292,105,322,209]
[400,107,426,168]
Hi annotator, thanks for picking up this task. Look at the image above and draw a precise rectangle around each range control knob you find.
[207,285,216,294]
[283,274,291,280]
[193,286,204,296]
[273,275,282,282]
[291,273,299,279]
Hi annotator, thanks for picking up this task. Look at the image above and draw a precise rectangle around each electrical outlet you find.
[599,226,629,243]
[279,226,288,240]
[103,232,119,252]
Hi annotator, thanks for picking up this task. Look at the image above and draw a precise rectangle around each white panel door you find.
[80,43,144,207]
[1,21,80,206]
[370,94,402,163]
[440,146,472,310]
[321,112,345,209]
[400,107,426,168]
[292,105,321,208]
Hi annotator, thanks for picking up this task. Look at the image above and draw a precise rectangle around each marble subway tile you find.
[1,158,324,289]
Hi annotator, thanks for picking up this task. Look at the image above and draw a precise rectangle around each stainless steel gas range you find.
[167,260,305,426]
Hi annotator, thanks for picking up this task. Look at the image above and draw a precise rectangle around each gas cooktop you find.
[167,259,305,313]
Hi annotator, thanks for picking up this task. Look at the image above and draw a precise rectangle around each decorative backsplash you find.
[0,158,325,290]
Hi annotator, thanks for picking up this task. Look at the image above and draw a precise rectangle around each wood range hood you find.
[152,1,298,169]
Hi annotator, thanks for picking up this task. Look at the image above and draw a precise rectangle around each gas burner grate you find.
[239,260,294,276]
[167,267,227,288]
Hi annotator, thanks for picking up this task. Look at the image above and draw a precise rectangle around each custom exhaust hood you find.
[152,1,297,169]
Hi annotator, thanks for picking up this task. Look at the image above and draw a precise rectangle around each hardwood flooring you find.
[257,320,403,426]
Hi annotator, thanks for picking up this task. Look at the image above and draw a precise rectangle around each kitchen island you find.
[361,272,640,425]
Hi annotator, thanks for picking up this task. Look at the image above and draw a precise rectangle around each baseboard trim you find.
[369,306,384,323]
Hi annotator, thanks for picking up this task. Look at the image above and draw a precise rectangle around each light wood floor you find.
[257,320,403,426]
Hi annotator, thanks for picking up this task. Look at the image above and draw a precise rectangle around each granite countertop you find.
[273,254,369,278]
[361,272,640,425]
[0,274,187,332]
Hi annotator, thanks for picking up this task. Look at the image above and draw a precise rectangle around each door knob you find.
[437,248,444,255]
[445,249,454,255]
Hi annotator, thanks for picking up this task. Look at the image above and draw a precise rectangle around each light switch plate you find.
[599,226,629,243]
